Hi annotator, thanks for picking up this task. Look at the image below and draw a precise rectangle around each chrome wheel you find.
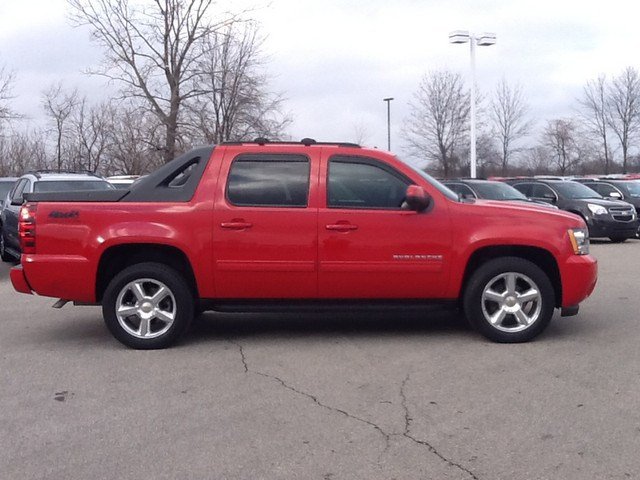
[480,272,542,333]
[115,278,176,339]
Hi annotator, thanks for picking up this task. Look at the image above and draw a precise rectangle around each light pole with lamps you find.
[448,30,496,178]
[383,97,394,151]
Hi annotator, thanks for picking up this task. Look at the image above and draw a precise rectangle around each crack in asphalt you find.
[230,340,479,479]
[399,373,480,480]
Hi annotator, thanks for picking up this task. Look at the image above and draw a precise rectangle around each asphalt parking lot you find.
[1,241,639,480]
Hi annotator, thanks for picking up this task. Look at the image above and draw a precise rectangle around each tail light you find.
[19,203,37,254]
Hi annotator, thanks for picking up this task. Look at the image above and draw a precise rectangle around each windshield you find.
[553,181,602,199]
[34,180,114,193]
[471,182,528,200]
[399,160,459,201]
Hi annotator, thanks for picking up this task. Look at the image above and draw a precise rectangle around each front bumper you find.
[560,254,598,308]
[587,217,638,239]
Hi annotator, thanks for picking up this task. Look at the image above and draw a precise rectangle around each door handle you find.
[221,221,253,230]
[325,223,358,232]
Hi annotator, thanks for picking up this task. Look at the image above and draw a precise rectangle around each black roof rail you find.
[220,138,361,148]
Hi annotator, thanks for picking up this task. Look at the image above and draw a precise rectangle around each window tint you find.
[328,157,410,209]
[593,183,619,197]
[227,154,309,207]
[531,184,556,199]
[512,183,532,197]
[0,181,15,200]
[34,181,113,193]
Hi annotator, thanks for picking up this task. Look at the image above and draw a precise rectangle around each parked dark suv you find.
[1,171,113,261]
[510,179,638,242]
[576,178,640,238]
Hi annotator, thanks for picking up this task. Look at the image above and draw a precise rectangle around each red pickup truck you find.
[10,140,597,349]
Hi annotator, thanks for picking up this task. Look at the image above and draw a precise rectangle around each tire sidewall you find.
[463,257,555,343]
[102,262,194,349]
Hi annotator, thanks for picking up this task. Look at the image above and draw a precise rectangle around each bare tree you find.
[42,84,80,172]
[578,75,614,173]
[403,70,469,177]
[184,22,290,144]
[0,129,49,176]
[0,66,19,126]
[68,98,112,172]
[105,103,165,175]
[607,67,640,173]
[543,119,582,174]
[68,0,245,163]
[489,79,532,175]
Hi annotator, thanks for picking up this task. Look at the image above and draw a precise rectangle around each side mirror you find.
[609,192,622,199]
[405,185,431,212]
[11,196,24,206]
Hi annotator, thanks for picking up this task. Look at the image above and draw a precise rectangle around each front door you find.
[212,147,319,298]
[318,154,452,299]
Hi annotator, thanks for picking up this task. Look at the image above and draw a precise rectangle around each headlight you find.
[568,228,589,255]
[587,203,607,215]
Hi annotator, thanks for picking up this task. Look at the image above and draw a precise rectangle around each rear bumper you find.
[10,265,33,294]
[560,254,598,308]
[19,254,96,302]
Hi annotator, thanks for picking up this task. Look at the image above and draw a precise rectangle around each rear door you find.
[212,147,319,298]
[318,153,451,299]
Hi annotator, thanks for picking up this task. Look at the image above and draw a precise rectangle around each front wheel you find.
[609,236,627,243]
[102,262,195,349]
[463,257,555,343]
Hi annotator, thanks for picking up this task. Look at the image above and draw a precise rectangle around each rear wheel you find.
[102,262,194,349]
[463,257,555,343]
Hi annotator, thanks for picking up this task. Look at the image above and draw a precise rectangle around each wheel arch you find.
[96,243,199,303]
[461,245,562,308]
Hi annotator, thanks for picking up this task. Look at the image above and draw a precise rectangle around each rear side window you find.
[227,154,310,207]
[531,184,556,199]
[328,156,410,209]
[512,183,532,197]
[34,181,113,193]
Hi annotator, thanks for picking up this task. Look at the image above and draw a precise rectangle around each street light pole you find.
[449,30,496,178]
[383,97,394,151]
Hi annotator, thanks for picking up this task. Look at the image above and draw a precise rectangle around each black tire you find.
[609,236,627,243]
[463,257,555,343]
[0,230,15,262]
[102,262,195,349]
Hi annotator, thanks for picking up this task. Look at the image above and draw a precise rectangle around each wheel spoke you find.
[514,308,531,326]
[132,282,146,302]
[483,289,504,303]
[489,308,507,326]
[154,309,175,325]
[150,286,169,306]
[517,288,539,304]
[138,317,151,337]
[505,273,517,295]
[117,305,139,318]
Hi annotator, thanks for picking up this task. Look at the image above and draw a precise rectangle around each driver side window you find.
[327,157,410,209]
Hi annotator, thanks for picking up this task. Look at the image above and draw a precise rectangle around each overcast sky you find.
[1,0,639,166]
